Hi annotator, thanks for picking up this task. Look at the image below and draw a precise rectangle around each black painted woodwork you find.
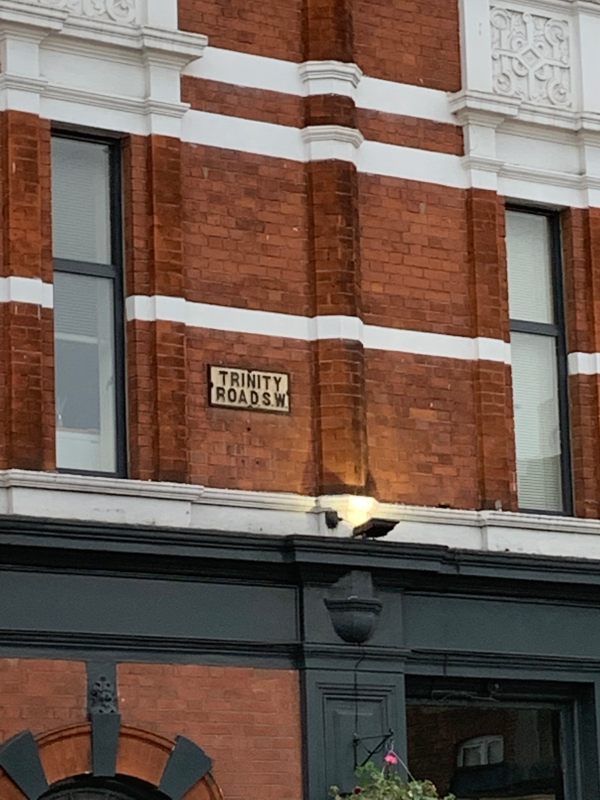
[158,737,212,800]
[3,515,600,798]
[41,776,166,800]
[0,731,48,800]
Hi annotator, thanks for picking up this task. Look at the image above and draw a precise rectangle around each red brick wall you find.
[563,208,600,517]
[4,7,600,516]
[467,192,516,510]
[180,79,464,158]
[354,0,462,89]
[187,329,316,493]
[181,78,305,127]
[0,659,86,743]
[360,177,471,335]
[357,111,463,155]
[179,0,462,92]
[366,352,479,507]
[118,663,303,800]
[178,0,303,61]
[0,659,302,800]
[0,112,54,472]
[124,135,188,483]
[181,145,310,315]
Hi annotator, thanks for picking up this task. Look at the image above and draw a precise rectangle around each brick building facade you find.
[1,1,600,799]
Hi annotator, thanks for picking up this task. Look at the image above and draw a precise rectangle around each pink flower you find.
[384,753,399,765]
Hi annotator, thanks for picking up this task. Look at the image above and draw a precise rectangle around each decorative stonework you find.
[490,7,571,108]
[89,674,118,715]
[34,0,138,25]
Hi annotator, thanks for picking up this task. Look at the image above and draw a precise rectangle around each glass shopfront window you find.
[407,681,566,800]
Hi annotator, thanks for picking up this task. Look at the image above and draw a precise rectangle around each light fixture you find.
[352,517,397,539]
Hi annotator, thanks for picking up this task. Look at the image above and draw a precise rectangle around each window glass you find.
[407,703,564,799]
[511,332,563,511]
[52,137,111,264]
[42,777,165,800]
[506,211,554,325]
[54,272,116,472]
[507,209,568,513]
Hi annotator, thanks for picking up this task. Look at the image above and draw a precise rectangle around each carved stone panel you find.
[33,0,138,25]
[490,7,571,108]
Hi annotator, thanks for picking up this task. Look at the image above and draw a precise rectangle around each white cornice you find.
[0,0,206,137]
[14,277,597,368]
[568,352,600,375]
[5,470,600,559]
[0,277,53,307]
[0,1,66,31]
[185,48,456,124]
[299,60,363,99]
[450,89,600,135]
[496,0,574,14]
[302,124,364,163]
[56,20,207,66]
[43,82,188,120]
[449,90,520,124]
[125,295,512,364]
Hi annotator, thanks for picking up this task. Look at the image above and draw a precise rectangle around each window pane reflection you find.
[54,272,116,472]
[52,137,112,264]
[407,704,564,799]
[511,333,563,511]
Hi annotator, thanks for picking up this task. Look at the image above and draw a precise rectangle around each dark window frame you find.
[405,675,593,800]
[52,130,127,478]
[506,204,572,516]
[42,774,168,800]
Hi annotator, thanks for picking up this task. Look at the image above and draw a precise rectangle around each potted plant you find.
[329,752,456,800]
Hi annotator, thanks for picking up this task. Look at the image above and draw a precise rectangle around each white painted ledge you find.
[1,286,599,375]
[302,124,364,163]
[126,296,512,364]
[0,470,319,534]
[299,61,363,100]
[180,111,600,207]
[185,49,454,124]
[358,76,455,124]
[568,352,600,375]
[383,505,600,563]
[185,47,303,95]
[0,276,53,308]
[4,470,600,561]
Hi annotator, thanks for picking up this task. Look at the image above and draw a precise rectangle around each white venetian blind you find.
[511,333,562,511]
[51,137,111,264]
[507,210,564,512]
[54,271,117,473]
[506,211,553,323]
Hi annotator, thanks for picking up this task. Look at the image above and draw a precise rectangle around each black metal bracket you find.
[353,728,394,769]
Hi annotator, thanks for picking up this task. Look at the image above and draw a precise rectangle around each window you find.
[457,735,504,768]
[51,134,126,475]
[42,776,165,800]
[506,208,571,513]
[407,679,568,800]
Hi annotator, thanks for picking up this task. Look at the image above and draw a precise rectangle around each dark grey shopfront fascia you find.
[2,518,600,799]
